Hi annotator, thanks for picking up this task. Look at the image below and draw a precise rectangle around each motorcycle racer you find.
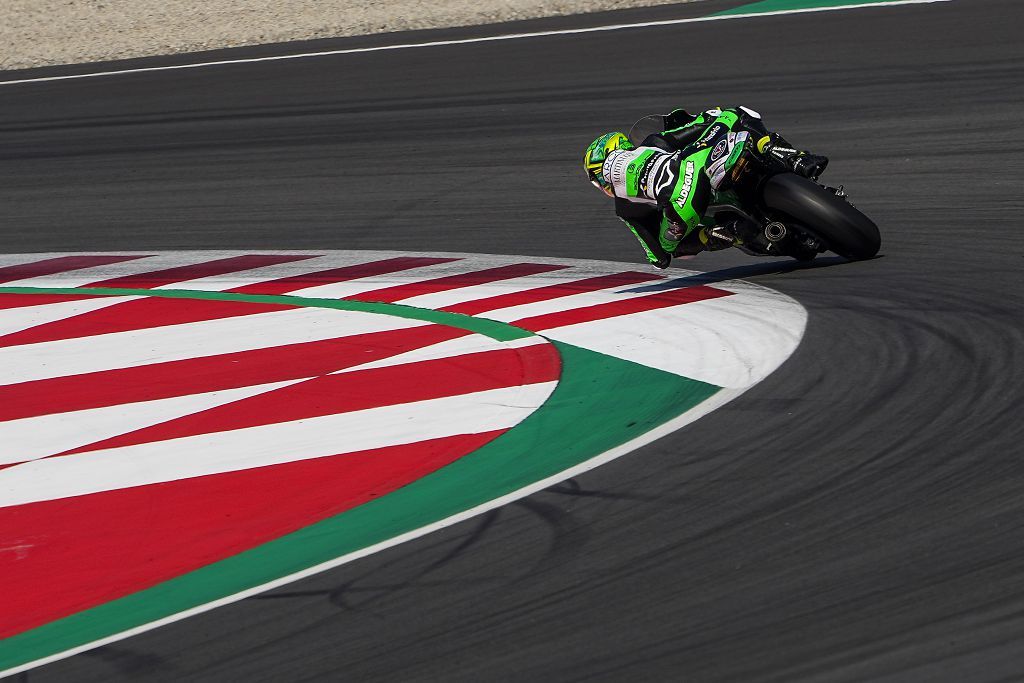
[584,106,829,268]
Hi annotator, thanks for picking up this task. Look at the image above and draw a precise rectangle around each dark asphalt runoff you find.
[3,0,1023,680]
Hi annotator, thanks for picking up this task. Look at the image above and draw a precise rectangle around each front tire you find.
[762,173,881,260]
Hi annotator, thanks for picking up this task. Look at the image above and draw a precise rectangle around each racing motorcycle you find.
[629,114,881,261]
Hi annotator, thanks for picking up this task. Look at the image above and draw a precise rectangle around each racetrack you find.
[2,0,1024,680]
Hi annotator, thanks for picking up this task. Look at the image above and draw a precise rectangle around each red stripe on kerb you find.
[346,263,570,303]
[0,293,90,310]
[0,431,504,640]
[442,271,664,315]
[0,256,459,346]
[232,256,460,295]
[0,255,149,285]
[62,342,559,455]
[85,254,319,289]
[0,298,300,348]
[0,325,467,423]
[0,254,316,312]
[512,285,733,331]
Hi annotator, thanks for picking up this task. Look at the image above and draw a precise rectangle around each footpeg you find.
[699,224,739,251]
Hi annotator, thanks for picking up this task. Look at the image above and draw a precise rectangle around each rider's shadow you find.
[618,255,854,293]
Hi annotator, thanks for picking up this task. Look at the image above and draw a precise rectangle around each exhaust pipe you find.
[764,221,787,242]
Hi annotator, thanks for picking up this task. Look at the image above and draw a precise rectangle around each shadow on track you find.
[620,255,856,292]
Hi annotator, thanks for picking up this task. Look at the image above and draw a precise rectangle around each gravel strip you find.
[0,0,704,71]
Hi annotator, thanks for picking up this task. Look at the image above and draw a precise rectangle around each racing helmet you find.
[584,132,633,197]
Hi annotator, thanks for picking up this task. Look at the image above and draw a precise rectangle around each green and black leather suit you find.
[608,106,777,268]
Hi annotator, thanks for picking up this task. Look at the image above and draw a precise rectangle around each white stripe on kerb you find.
[391,268,586,309]
[0,307,427,386]
[0,379,302,465]
[0,382,557,508]
[0,331,532,463]
[287,260,475,300]
[541,288,808,389]
[0,297,133,338]
[332,334,546,374]
[0,0,951,87]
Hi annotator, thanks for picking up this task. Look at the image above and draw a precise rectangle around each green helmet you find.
[584,132,633,196]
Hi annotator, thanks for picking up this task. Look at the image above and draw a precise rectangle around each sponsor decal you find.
[664,222,685,242]
[725,132,749,168]
[674,161,695,210]
[636,152,662,197]
[711,139,729,161]
[626,159,639,193]
[652,156,676,197]
[698,124,722,145]
[770,145,797,160]
[606,151,629,192]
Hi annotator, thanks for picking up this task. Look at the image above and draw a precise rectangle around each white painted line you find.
[0,0,951,87]
[0,382,558,508]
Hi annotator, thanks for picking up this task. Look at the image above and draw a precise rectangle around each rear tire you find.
[762,173,881,260]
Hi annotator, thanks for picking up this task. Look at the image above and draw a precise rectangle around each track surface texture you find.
[2,0,1023,680]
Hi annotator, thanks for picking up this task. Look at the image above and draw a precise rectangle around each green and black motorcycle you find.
[629,114,882,262]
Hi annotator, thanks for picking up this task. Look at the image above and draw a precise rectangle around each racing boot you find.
[697,221,741,252]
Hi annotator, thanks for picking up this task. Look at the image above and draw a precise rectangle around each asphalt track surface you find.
[2,0,1023,680]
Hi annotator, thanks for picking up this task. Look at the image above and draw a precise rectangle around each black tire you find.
[761,173,881,260]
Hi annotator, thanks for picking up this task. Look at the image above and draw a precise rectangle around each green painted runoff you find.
[717,0,905,16]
